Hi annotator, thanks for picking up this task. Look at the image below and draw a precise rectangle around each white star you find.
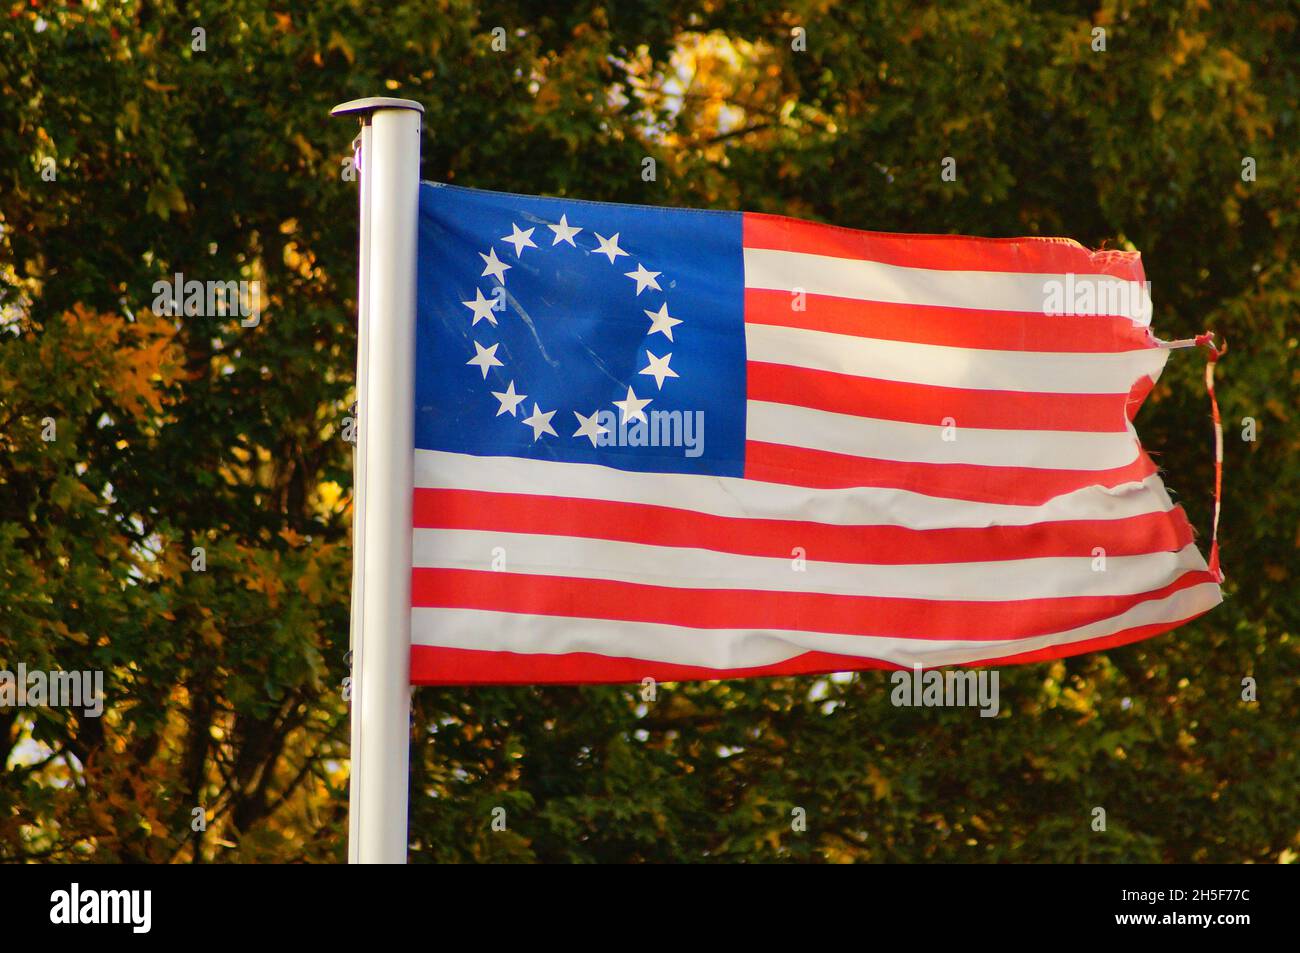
[479,247,511,284]
[461,288,498,326]
[572,410,610,446]
[644,303,682,341]
[548,214,582,247]
[521,403,557,441]
[501,223,537,257]
[612,385,651,424]
[624,263,662,295]
[467,341,503,379]
[593,232,629,264]
[491,380,527,417]
[639,351,678,390]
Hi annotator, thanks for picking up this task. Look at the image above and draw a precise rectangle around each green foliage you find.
[0,0,1295,862]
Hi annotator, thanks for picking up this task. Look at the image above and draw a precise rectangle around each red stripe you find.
[742,212,1149,280]
[409,607,1212,684]
[410,567,1214,642]
[744,441,1159,506]
[744,289,1154,353]
[1126,375,1157,422]
[413,488,1195,564]
[747,361,1129,433]
[412,644,900,685]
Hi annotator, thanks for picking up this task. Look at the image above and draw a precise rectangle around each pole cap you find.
[331,97,425,120]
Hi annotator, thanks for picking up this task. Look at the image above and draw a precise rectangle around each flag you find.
[409,183,1222,685]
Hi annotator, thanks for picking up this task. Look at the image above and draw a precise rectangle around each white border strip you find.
[746,400,1140,471]
[410,583,1223,669]
[413,529,1208,602]
[414,449,1177,530]
[744,246,1154,322]
[746,322,1168,395]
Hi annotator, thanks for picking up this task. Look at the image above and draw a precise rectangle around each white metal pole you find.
[344,115,374,866]
[332,96,424,864]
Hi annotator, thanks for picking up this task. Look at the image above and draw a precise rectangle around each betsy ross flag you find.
[409,183,1222,685]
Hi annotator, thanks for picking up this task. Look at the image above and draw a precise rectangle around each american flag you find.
[408,183,1222,685]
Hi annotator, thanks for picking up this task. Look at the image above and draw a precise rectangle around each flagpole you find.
[331,96,424,864]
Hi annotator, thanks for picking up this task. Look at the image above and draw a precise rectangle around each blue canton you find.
[416,183,746,476]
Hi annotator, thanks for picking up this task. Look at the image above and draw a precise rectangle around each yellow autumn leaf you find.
[327,30,355,64]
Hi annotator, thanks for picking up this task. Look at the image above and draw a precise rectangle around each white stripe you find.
[746,400,1139,471]
[414,449,1176,530]
[411,583,1222,670]
[414,529,1207,602]
[743,247,1154,322]
[746,322,1168,395]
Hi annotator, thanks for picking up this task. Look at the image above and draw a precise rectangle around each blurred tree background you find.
[0,0,1295,862]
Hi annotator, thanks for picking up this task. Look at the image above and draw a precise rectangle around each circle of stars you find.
[459,213,683,445]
